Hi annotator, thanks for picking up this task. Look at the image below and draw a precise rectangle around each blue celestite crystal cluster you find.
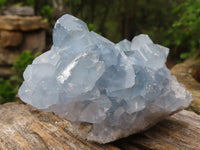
[18,14,193,143]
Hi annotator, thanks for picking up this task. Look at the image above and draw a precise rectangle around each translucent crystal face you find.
[18,14,193,144]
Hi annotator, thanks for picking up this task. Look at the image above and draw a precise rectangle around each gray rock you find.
[2,6,34,16]
[18,14,193,143]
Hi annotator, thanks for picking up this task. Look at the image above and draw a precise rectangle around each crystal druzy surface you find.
[18,14,193,143]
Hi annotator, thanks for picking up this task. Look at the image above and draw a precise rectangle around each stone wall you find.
[0,14,48,77]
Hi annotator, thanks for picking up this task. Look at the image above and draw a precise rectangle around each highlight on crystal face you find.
[18,14,193,143]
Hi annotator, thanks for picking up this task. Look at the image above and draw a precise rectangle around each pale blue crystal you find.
[18,14,193,144]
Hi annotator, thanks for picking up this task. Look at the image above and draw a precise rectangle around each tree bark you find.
[0,102,199,150]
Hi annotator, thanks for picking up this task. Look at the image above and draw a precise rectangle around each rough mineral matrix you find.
[18,14,193,143]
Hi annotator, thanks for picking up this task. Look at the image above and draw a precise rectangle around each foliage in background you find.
[0,78,17,104]
[41,5,54,26]
[0,0,6,7]
[26,0,34,6]
[165,0,200,61]
[41,5,53,19]
[0,51,39,104]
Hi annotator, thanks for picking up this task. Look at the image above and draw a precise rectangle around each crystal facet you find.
[18,14,193,144]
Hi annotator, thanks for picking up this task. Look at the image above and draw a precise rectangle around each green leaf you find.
[41,5,53,19]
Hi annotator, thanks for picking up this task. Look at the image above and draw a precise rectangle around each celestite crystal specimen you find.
[18,14,193,143]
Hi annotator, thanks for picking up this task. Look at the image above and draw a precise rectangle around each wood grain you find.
[0,102,199,150]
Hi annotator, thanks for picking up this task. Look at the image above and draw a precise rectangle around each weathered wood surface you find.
[0,102,200,150]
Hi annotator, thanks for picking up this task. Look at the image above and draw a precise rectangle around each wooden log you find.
[0,102,199,150]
